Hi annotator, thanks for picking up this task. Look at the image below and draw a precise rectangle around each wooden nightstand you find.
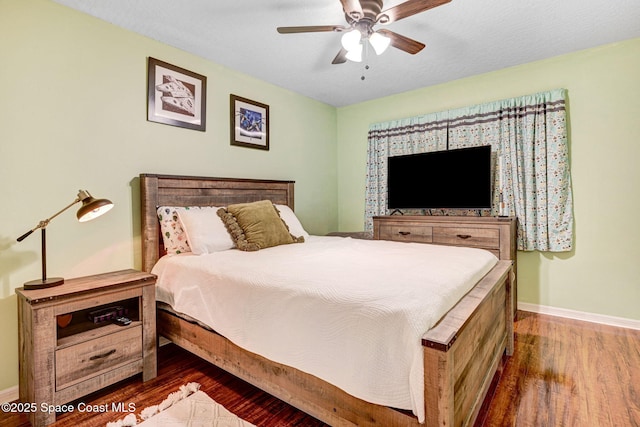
[16,269,157,427]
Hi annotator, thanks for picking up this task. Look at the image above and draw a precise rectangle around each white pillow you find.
[275,204,309,239]
[176,207,234,254]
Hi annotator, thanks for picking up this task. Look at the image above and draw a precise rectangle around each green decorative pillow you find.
[217,200,304,251]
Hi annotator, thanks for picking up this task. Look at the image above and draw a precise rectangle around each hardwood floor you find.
[2,311,638,427]
[477,311,640,427]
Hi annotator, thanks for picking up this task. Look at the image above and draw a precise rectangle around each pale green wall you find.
[336,38,640,322]
[0,0,337,390]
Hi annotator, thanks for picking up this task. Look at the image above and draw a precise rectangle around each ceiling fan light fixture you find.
[341,29,362,51]
[345,43,363,62]
[277,0,446,65]
[369,31,391,55]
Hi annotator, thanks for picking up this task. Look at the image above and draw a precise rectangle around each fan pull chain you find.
[361,64,370,81]
[361,42,370,80]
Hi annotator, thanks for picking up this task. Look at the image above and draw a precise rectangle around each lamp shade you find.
[341,29,362,51]
[345,43,363,62]
[369,31,391,55]
[77,191,114,222]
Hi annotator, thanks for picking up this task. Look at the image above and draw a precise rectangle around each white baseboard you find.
[518,302,640,331]
[0,385,18,404]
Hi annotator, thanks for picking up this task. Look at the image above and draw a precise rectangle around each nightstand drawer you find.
[56,326,142,390]
[433,227,500,249]
[378,224,433,243]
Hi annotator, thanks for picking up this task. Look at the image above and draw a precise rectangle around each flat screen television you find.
[387,145,492,210]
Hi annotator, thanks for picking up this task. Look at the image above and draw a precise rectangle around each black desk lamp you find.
[17,189,114,289]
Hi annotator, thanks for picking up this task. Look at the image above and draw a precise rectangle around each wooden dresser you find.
[373,215,518,306]
[16,269,157,427]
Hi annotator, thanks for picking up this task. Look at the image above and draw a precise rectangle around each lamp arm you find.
[16,196,82,242]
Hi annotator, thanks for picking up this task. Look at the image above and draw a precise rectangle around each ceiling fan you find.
[277,0,452,64]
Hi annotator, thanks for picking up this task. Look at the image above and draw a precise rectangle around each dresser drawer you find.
[433,227,500,249]
[56,326,142,390]
[378,223,433,243]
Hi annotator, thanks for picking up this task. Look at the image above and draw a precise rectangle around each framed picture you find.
[230,94,269,150]
[147,57,206,131]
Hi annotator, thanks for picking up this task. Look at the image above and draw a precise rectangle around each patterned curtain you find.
[364,89,573,252]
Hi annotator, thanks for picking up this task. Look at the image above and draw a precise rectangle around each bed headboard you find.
[140,174,295,272]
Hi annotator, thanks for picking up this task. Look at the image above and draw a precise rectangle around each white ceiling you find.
[53,0,640,107]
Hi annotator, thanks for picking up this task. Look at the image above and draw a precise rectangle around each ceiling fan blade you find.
[277,25,346,34]
[332,48,348,64]
[340,0,364,20]
[377,29,425,54]
[378,0,451,24]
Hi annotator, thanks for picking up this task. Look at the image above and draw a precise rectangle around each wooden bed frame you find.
[139,173,514,427]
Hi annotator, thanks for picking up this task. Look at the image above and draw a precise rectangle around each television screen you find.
[387,145,492,210]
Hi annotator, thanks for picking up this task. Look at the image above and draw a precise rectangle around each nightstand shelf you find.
[56,297,140,344]
[16,269,157,427]
[56,320,143,349]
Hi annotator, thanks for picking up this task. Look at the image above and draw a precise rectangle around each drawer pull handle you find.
[90,349,116,361]
[457,234,472,240]
[398,231,411,236]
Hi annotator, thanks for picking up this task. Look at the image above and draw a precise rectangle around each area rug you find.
[107,382,255,427]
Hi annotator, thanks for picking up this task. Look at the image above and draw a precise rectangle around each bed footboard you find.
[423,260,513,427]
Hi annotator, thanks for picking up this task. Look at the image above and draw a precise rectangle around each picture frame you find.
[147,57,206,131]
[230,94,269,150]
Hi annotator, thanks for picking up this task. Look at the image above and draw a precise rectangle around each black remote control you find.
[114,316,131,326]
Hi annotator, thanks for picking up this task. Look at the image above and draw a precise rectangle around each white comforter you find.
[153,236,497,422]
